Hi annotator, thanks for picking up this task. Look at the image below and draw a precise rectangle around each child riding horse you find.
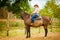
[21,11,51,38]
[31,4,40,23]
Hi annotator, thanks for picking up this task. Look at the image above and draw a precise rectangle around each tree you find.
[0,0,31,18]
[40,0,60,19]
[45,0,60,18]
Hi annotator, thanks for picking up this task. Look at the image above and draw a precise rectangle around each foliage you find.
[39,0,60,19]
[54,6,60,18]
[0,0,30,18]
[9,21,24,27]
[45,0,60,18]
[0,8,7,19]
[39,7,53,17]
[10,22,20,27]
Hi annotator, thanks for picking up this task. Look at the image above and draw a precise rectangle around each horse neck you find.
[22,12,30,20]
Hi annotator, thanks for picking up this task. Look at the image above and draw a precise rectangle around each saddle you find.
[31,15,42,20]
[31,16,42,26]
[35,16,41,20]
[31,15,41,20]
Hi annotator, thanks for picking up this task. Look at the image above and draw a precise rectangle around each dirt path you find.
[0,32,60,40]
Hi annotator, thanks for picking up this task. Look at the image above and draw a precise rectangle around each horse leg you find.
[45,29,48,37]
[25,27,26,34]
[44,26,48,37]
[26,26,30,38]
[26,27,29,38]
[28,26,30,38]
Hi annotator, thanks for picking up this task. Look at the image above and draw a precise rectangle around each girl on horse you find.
[31,4,40,23]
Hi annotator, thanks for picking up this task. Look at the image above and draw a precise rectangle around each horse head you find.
[21,11,30,20]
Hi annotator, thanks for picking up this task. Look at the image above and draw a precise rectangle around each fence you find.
[0,18,60,36]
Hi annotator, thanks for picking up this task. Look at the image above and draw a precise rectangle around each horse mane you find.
[24,11,30,17]
[21,11,30,19]
[24,11,30,16]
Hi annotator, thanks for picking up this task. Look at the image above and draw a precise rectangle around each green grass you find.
[0,27,60,37]
[9,21,25,27]
[0,30,7,36]
[0,19,60,37]
[0,21,6,27]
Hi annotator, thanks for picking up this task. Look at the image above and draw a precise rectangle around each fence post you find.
[50,18,53,32]
[7,12,10,36]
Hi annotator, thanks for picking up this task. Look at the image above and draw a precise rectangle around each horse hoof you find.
[45,35,47,37]
[29,36,30,38]
[26,36,30,38]
[26,36,28,38]
[26,36,29,38]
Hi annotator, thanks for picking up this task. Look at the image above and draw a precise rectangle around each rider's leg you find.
[31,14,38,23]
[31,15,36,23]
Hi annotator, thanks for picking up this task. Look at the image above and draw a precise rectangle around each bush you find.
[10,21,25,27]
[0,21,6,27]
[10,22,20,27]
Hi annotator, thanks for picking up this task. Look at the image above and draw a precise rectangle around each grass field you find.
[0,19,60,40]
[0,19,60,37]
[0,27,60,40]
[0,26,60,37]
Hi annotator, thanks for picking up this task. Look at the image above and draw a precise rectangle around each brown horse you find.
[21,11,51,38]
